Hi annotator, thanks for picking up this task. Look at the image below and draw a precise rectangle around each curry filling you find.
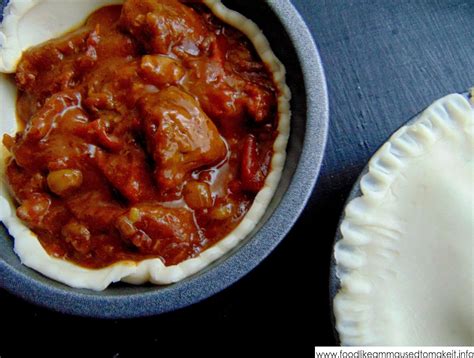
[2,0,279,268]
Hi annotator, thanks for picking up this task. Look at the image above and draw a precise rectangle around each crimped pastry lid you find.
[334,93,474,345]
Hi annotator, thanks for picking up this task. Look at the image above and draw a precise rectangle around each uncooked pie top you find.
[334,93,473,345]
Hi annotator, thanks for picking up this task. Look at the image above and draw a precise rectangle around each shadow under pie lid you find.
[331,91,474,346]
[0,0,329,317]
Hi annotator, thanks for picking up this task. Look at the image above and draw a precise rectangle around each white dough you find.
[334,93,474,345]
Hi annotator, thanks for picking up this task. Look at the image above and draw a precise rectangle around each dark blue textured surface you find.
[1,0,474,352]
[293,0,474,347]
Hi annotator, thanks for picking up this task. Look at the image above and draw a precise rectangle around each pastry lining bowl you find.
[0,0,328,318]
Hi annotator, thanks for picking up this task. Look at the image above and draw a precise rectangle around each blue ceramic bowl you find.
[0,0,328,318]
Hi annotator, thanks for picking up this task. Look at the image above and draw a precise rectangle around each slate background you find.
[1,0,473,354]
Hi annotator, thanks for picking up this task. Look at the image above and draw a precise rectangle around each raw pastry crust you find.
[0,0,291,290]
[334,93,474,345]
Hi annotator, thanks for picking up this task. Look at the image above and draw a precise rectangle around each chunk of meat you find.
[82,59,144,113]
[16,5,137,109]
[183,53,276,126]
[5,160,71,235]
[75,117,123,152]
[183,180,212,209]
[61,220,92,255]
[209,200,235,221]
[16,194,70,236]
[7,91,90,172]
[95,144,157,203]
[115,204,201,264]
[119,0,208,56]
[16,193,52,229]
[18,91,83,142]
[139,55,184,87]
[66,191,126,231]
[241,134,269,193]
[5,160,46,202]
[15,29,90,95]
[119,0,275,124]
[139,86,227,189]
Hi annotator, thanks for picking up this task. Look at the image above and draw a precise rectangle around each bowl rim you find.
[0,0,329,318]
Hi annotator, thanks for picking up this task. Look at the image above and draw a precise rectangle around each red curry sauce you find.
[2,0,278,268]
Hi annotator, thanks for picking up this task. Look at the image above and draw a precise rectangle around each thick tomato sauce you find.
[3,0,278,268]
